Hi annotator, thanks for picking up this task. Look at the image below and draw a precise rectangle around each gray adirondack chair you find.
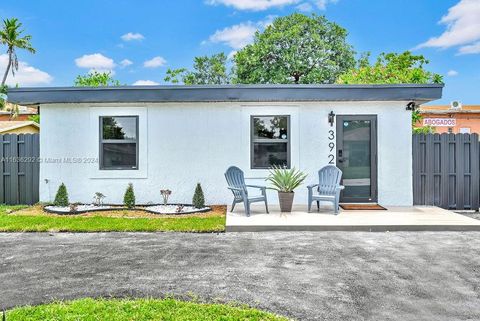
[225,166,269,216]
[307,165,344,214]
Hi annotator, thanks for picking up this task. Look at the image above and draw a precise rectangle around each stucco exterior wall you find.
[39,101,413,206]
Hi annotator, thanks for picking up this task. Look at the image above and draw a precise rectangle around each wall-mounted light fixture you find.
[328,111,335,127]
[406,101,417,111]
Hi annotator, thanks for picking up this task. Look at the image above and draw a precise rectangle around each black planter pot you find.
[278,191,295,212]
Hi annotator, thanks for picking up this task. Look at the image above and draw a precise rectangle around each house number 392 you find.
[328,130,335,164]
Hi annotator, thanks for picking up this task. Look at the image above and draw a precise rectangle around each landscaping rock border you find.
[43,204,212,215]
[144,204,211,215]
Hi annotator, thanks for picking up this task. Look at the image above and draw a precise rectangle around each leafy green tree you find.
[337,51,443,84]
[192,183,205,209]
[74,71,121,87]
[123,183,135,209]
[164,68,188,84]
[412,109,435,134]
[0,84,7,109]
[0,18,36,86]
[54,183,69,207]
[164,53,229,85]
[337,51,442,132]
[233,13,355,84]
[28,114,40,123]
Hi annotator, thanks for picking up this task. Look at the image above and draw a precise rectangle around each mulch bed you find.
[11,205,226,219]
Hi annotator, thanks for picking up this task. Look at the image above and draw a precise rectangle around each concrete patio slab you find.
[226,204,480,232]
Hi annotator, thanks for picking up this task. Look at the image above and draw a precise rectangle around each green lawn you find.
[6,298,288,321]
[0,205,226,232]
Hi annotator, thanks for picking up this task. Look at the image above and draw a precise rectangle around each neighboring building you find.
[0,103,38,121]
[0,121,39,134]
[418,104,480,134]
[8,84,443,206]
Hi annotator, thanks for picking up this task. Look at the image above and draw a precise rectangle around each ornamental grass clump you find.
[123,183,135,209]
[160,189,172,205]
[53,183,69,207]
[192,183,205,209]
[266,166,307,193]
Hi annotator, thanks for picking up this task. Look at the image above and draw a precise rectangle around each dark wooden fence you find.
[0,134,39,205]
[413,133,480,210]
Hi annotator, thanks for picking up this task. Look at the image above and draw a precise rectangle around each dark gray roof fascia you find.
[8,84,443,105]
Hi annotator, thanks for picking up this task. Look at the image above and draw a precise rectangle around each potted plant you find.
[266,166,307,212]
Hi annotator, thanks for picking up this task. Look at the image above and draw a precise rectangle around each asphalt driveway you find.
[1,232,480,321]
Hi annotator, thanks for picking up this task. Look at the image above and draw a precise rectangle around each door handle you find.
[338,149,343,162]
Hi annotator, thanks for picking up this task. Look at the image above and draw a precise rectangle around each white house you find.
[9,84,443,206]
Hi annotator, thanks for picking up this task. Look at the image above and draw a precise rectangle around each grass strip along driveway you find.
[6,298,287,321]
[0,205,226,232]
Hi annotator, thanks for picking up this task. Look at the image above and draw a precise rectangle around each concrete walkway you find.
[1,232,480,321]
[227,205,480,231]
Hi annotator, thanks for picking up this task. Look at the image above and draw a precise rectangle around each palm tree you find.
[0,18,36,86]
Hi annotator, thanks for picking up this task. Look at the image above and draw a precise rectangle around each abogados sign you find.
[423,118,456,127]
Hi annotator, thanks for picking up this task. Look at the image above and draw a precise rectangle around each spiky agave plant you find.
[266,165,307,193]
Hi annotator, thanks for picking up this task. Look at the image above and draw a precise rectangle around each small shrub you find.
[93,192,106,206]
[192,183,205,209]
[54,183,69,207]
[123,183,135,209]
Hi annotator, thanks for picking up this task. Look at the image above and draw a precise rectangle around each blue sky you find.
[1,0,479,104]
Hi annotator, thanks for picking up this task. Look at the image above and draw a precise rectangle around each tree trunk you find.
[292,72,302,84]
[1,53,12,87]
[293,74,300,84]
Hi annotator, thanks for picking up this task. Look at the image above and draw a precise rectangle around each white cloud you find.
[314,0,338,10]
[206,0,298,11]
[296,2,313,11]
[208,22,258,50]
[458,41,480,55]
[0,54,53,86]
[120,59,133,67]
[207,0,338,11]
[132,80,160,86]
[207,16,275,50]
[121,32,145,41]
[143,56,167,68]
[447,70,459,76]
[75,53,116,71]
[416,0,480,54]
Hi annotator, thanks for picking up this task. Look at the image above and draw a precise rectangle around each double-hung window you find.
[100,116,139,170]
[251,115,290,169]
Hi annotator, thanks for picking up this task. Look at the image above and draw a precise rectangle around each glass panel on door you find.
[336,116,377,202]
